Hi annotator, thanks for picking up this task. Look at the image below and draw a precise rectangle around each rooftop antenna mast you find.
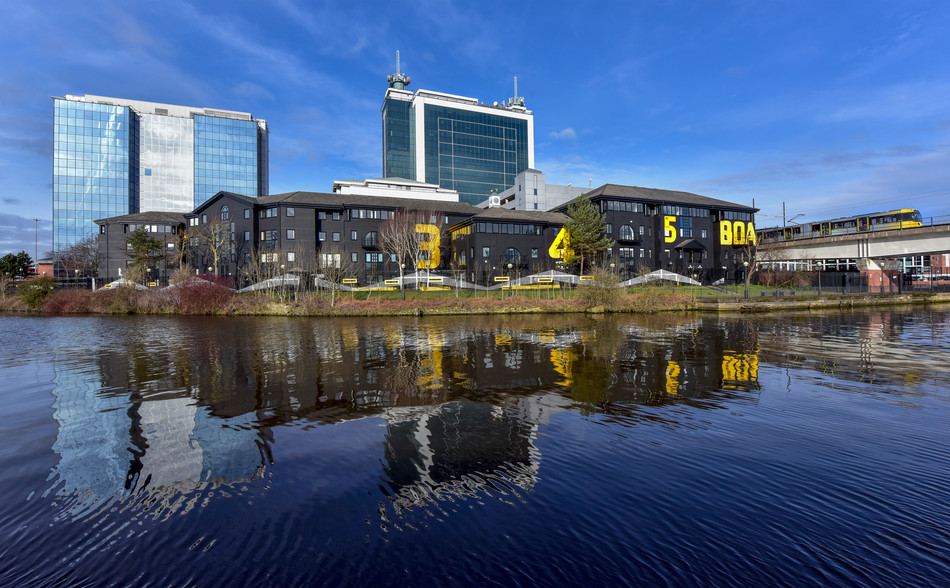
[508,76,524,108]
[387,50,411,90]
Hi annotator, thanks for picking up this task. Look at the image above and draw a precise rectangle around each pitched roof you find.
[465,208,568,224]
[94,211,188,225]
[192,191,258,213]
[554,184,758,213]
[258,191,482,215]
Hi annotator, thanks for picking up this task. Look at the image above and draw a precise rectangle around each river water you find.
[0,309,948,586]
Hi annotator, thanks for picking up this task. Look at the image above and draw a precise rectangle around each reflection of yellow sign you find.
[417,328,445,390]
[551,348,575,387]
[342,278,358,284]
[664,216,677,243]
[721,353,759,388]
[665,360,681,395]
[416,223,441,269]
[720,220,757,246]
[548,227,572,259]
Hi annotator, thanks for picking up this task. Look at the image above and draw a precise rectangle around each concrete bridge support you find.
[857,258,900,293]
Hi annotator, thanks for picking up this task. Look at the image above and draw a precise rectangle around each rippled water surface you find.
[1,309,949,586]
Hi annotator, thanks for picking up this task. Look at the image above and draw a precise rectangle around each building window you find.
[606,224,612,234]
[619,225,635,240]
[332,212,341,221]
[318,211,326,220]
[201,214,207,224]
[318,231,326,241]
[220,206,229,220]
[351,230,358,241]
[531,248,539,259]
[664,249,671,258]
[244,208,250,219]
[286,207,295,217]
[332,232,340,242]
[144,168,152,176]
[363,231,378,248]
[287,252,295,262]
[244,231,250,241]
[260,208,277,219]
[681,216,693,238]
[351,252,358,262]
[286,229,295,240]
[482,246,490,258]
[701,229,708,239]
[503,248,521,266]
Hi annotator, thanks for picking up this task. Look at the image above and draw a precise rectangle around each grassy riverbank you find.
[2,278,948,317]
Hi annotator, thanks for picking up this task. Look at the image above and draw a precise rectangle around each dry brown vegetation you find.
[1,280,696,317]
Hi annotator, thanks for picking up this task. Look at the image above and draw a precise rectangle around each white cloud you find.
[548,128,577,140]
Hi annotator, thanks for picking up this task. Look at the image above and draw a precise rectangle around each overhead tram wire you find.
[767,186,950,224]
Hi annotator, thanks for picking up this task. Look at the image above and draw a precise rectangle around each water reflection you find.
[42,309,947,525]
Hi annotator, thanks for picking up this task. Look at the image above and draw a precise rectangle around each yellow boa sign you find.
[415,224,441,269]
[719,220,757,246]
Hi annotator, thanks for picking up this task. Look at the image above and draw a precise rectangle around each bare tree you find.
[379,212,415,289]
[58,235,98,282]
[315,244,359,308]
[189,219,232,275]
[379,209,446,290]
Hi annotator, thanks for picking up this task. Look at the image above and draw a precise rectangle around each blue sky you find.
[2,0,950,256]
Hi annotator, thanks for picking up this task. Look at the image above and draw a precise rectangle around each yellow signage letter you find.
[664,216,677,243]
[720,220,733,245]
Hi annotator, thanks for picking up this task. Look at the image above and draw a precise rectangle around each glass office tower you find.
[52,98,138,252]
[52,94,268,253]
[382,84,534,206]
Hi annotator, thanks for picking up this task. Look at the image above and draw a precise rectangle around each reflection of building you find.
[381,396,566,512]
[53,94,268,253]
[48,347,267,521]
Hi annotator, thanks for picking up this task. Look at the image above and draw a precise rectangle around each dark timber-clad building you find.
[449,208,568,285]
[553,185,758,284]
[95,183,756,287]
[95,211,187,285]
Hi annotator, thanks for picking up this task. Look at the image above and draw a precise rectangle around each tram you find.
[758,209,923,242]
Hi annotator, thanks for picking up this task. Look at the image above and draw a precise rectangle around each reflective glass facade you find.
[53,96,268,253]
[140,114,194,212]
[194,115,262,207]
[382,90,533,206]
[382,98,414,179]
[53,98,137,252]
[425,105,528,205]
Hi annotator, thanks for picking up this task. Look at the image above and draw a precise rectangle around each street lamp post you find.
[32,218,40,275]
[743,261,749,299]
[507,263,513,297]
[401,263,406,300]
[816,262,823,296]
